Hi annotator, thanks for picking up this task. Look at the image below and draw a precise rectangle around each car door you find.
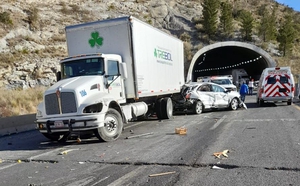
[196,84,215,108]
[211,84,229,107]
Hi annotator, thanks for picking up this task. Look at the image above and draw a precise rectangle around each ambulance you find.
[256,67,294,106]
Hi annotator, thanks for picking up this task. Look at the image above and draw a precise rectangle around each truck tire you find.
[94,108,123,142]
[161,97,173,119]
[230,98,239,110]
[155,98,163,119]
[287,99,292,105]
[193,100,203,114]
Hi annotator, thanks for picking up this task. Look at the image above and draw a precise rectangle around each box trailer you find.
[36,16,184,142]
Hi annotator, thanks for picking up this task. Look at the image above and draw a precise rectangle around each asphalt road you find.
[0,95,300,186]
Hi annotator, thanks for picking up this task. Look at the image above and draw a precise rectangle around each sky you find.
[275,0,300,12]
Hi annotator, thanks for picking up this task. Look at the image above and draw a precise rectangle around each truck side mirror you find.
[120,62,128,79]
[56,71,61,81]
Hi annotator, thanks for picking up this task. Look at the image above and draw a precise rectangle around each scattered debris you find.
[17,160,22,163]
[212,165,224,170]
[149,171,176,177]
[175,127,187,135]
[213,149,230,159]
[241,102,247,109]
[99,153,105,158]
[125,132,154,139]
[77,138,81,143]
[78,162,85,164]
[58,148,79,155]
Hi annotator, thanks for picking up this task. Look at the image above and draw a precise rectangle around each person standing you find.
[239,82,249,102]
[248,79,254,95]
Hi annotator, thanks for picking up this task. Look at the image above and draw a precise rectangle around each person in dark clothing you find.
[239,82,249,102]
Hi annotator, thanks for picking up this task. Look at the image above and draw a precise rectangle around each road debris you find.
[213,149,230,159]
[149,171,176,177]
[175,127,187,135]
[125,132,154,139]
[58,148,79,155]
[17,160,22,163]
[212,165,224,170]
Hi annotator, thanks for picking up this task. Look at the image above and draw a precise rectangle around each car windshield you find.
[211,79,231,85]
[61,58,105,78]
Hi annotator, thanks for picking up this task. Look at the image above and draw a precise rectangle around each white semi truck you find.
[36,16,184,142]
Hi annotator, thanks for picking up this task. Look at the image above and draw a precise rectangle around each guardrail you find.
[0,114,36,137]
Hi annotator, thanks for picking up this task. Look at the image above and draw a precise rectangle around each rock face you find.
[0,0,292,89]
[0,0,202,89]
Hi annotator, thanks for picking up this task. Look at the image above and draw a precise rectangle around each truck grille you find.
[45,92,77,115]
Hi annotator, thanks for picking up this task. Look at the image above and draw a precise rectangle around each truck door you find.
[106,60,126,102]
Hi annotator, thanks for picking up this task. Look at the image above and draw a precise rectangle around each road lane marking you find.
[107,166,144,186]
[232,119,298,122]
[209,115,227,130]
[90,176,110,186]
[293,104,300,111]
[124,121,145,129]
[0,163,18,170]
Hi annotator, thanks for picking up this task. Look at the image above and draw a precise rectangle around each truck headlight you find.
[36,110,43,118]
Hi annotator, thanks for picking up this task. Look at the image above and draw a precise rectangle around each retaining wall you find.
[0,114,36,137]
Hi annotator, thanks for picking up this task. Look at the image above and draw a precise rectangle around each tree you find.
[201,0,220,38]
[258,7,277,42]
[240,10,254,41]
[220,1,234,38]
[277,15,296,56]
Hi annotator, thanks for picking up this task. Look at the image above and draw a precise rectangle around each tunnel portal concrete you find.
[186,41,276,82]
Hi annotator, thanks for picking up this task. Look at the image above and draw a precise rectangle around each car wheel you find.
[230,98,239,110]
[192,100,203,114]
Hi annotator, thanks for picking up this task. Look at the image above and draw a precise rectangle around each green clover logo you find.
[89,32,103,48]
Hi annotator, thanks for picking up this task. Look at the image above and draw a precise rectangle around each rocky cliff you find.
[0,0,297,89]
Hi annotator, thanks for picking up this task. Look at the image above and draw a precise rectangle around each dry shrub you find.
[0,86,47,117]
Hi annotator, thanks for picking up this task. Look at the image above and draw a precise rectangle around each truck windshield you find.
[61,58,105,78]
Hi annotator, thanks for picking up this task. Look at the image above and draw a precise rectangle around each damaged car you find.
[173,82,246,114]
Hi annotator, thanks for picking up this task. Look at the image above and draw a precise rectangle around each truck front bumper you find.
[36,114,105,134]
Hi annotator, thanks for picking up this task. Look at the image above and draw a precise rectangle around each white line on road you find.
[232,119,298,122]
[0,163,18,170]
[107,166,144,186]
[124,121,145,130]
[209,115,227,130]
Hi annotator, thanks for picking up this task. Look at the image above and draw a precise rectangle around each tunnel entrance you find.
[186,41,276,82]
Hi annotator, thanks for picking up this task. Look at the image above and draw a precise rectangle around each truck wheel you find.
[161,97,173,119]
[192,100,203,114]
[230,98,239,110]
[94,108,123,142]
[42,133,69,142]
[155,98,163,119]
[287,99,292,105]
